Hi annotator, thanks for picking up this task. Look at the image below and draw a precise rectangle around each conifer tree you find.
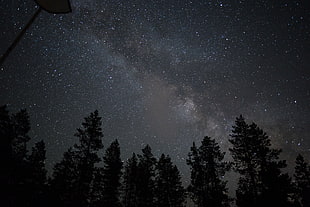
[0,106,32,207]
[229,115,292,207]
[294,154,310,207]
[258,157,292,207]
[0,105,13,206]
[11,109,31,160]
[28,140,47,186]
[88,167,103,207]
[50,110,104,207]
[12,109,32,206]
[0,106,50,207]
[101,139,123,207]
[123,153,139,207]
[155,154,186,207]
[27,140,47,206]
[50,148,80,207]
[136,145,157,207]
[74,110,104,207]
[187,136,230,207]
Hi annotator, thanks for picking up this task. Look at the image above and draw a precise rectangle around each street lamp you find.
[0,0,72,66]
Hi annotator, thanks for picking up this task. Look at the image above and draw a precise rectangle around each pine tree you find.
[229,115,266,206]
[123,153,139,207]
[229,115,292,207]
[50,148,80,207]
[13,110,32,206]
[74,110,104,207]
[0,107,32,207]
[136,145,157,207]
[258,158,292,207]
[0,106,50,207]
[294,154,310,207]
[229,115,258,206]
[155,154,186,207]
[89,167,104,207]
[11,109,31,160]
[28,140,47,186]
[0,105,13,168]
[26,140,48,206]
[0,105,13,206]
[101,139,123,207]
[187,136,230,207]
[50,110,104,207]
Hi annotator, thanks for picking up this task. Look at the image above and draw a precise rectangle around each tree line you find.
[1,105,309,207]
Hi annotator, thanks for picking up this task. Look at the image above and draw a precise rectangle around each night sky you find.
[1,0,309,182]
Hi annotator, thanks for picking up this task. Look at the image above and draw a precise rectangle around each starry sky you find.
[1,0,309,181]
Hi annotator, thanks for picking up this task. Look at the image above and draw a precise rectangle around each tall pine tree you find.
[0,106,33,207]
[74,110,104,206]
[50,110,104,207]
[122,153,139,207]
[155,154,186,207]
[229,115,292,207]
[89,167,104,207]
[101,139,123,207]
[0,105,13,206]
[50,148,80,207]
[293,154,310,207]
[26,140,47,206]
[136,145,157,207]
[187,136,230,207]
[0,106,49,207]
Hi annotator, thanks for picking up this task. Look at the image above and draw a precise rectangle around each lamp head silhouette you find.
[35,0,72,14]
[0,0,72,66]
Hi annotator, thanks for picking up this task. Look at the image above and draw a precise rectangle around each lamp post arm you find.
[0,7,42,67]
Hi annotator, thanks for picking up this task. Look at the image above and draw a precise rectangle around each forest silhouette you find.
[1,105,309,207]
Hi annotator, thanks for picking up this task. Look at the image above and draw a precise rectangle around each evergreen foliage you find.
[187,136,230,207]
[293,154,310,207]
[27,140,48,206]
[101,139,123,207]
[2,105,309,207]
[50,110,104,207]
[136,145,157,207]
[49,147,80,207]
[0,106,48,207]
[155,154,186,207]
[123,153,139,207]
[229,115,292,207]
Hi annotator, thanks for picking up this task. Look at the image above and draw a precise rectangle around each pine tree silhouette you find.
[50,110,104,207]
[88,166,104,207]
[155,154,186,207]
[293,154,310,207]
[101,139,123,207]
[11,109,31,160]
[258,157,292,207]
[123,153,139,207]
[26,140,47,206]
[2,105,303,207]
[0,105,13,206]
[229,115,292,207]
[136,145,157,207]
[0,106,49,207]
[74,110,104,207]
[187,136,230,207]
[49,147,80,207]
[0,106,33,207]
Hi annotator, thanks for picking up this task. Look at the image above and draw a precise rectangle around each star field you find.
[1,0,309,181]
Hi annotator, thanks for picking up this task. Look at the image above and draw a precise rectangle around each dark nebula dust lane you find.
[0,0,309,177]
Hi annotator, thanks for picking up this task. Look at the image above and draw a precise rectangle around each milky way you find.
[1,0,309,182]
